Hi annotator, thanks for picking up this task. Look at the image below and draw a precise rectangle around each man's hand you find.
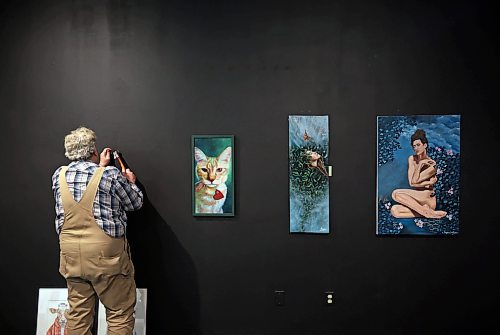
[99,148,112,167]
[123,168,137,184]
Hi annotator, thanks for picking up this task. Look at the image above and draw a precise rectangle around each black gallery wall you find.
[0,0,498,334]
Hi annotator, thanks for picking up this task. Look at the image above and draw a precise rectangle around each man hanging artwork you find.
[376,115,461,235]
[289,115,330,233]
[192,135,235,216]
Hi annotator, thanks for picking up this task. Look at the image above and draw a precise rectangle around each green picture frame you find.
[192,135,235,217]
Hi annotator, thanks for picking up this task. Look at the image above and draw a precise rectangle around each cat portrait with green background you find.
[192,135,235,216]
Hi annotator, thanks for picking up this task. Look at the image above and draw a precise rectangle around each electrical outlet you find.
[274,290,285,306]
[325,291,334,305]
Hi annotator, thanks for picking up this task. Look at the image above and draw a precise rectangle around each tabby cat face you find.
[194,146,231,187]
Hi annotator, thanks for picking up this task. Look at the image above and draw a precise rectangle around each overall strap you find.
[79,167,105,210]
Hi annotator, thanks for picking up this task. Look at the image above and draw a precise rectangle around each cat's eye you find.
[216,168,224,172]
[201,168,208,172]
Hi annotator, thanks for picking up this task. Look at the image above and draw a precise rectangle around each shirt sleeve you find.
[112,169,144,211]
[51,167,61,197]
[52,167,64,234]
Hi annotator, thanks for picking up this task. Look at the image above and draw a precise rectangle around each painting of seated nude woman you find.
[377,115,460,235]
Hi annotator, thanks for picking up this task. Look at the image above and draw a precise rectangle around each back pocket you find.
[59,253,80,278]
[97,250,132,277]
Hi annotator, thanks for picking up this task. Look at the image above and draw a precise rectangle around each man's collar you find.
[68,160,99,168]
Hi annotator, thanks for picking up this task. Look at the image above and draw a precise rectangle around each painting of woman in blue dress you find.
[377,115,460,235]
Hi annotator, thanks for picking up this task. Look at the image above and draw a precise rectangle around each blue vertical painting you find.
[289,115,330,234]
[377,115,461,235]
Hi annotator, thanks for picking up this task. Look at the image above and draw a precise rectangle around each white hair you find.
[64,127,97,161]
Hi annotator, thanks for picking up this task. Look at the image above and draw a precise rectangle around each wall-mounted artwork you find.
[36,288,69,335]
[377,115,461,235]
[192,135,235,216]
[289,115,330,233]
[97,288,147,335]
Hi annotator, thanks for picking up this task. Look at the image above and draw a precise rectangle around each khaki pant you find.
[59,166,136,335]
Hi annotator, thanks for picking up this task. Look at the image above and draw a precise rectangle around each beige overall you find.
[59,167,136,335]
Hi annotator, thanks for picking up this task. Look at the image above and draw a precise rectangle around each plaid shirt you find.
[52,161,143,237]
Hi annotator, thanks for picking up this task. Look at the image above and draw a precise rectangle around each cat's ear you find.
[194,147,207,163]
[218,147,232,165]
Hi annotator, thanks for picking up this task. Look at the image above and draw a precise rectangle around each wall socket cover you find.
[274,290,285,306]
[325,291,334,304]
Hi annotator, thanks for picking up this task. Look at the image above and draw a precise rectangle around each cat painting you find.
[193,146,232,214]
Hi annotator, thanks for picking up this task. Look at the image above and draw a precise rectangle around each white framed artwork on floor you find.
[36,288,69,335]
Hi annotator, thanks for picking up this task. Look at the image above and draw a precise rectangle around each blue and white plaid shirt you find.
[52,161,143,237]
